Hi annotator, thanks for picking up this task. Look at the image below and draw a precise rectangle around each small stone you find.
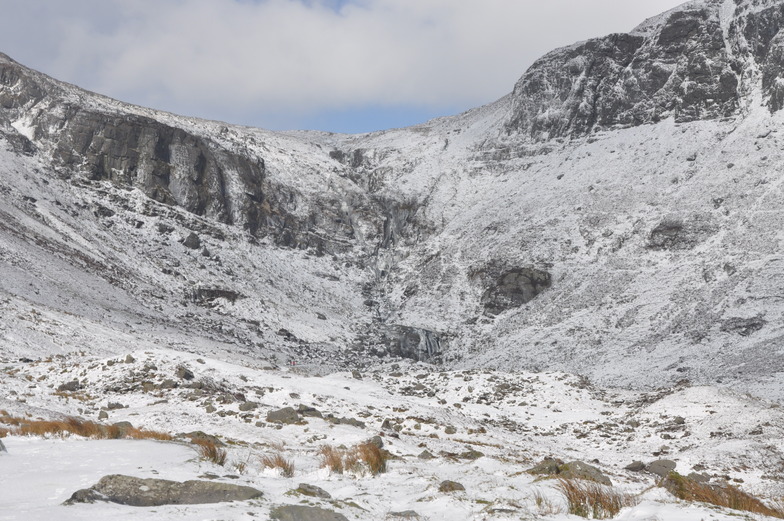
[297,405,323,418]
[98,410,109,420]
[238,402,258,412]
[112,422,135,437]
[183,232,201,249]
[124,355,135,364]
[625,461,645,472]
[205,405,217,413]
[176,367,194,380]
[444,426,457,435]
[57,380,81,392]
[438,480,465,493]
[295,483,331,499]
[417,450,435,460]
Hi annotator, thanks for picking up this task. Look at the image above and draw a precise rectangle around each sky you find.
[0,0,687,134]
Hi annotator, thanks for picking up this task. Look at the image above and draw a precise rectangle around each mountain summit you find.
[3,0,784,399]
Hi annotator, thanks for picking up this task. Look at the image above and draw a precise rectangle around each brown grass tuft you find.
[556,478,638,519]
[356,442,387,475]
[532,488,563,516]
[319,442,388,477]
[0,414,172,442]
[319,445,344,474]
[127,428,172,441]
[194,440,227,466]
[662,472,784,519]
[261,453,295,477]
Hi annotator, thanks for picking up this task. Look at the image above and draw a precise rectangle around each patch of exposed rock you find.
[63,474,263,506]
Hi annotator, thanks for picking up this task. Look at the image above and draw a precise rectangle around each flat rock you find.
[295,483,331,499]
[270,505,348,521]
[64,474,263,506]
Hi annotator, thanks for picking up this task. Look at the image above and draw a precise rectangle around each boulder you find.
[0,438,7,453]
[57,380,81,392]
[182,232,201,249]
[64,474,263,506]
[438,480,465,493]
[266,407,300,424]
[417,450,435,460]
[648,459,677,478]
[295,483,331,499]
[387,511,421,519]
[270,505,348,521]
[297,404,323,418]
[624,461,646,472]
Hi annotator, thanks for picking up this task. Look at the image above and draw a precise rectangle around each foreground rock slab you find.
[270,505,349,521]
[64,474,263,506]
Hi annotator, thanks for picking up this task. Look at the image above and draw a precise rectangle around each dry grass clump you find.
[319,442,388,476]
[556,478,638,519]
[0,414,171,441]
[662,472,784,519]
[194,439,227,466]
[261,452,295,477]
[532,488,564,516]
[357,442,387,474]
[127,427,172,441]
[319,445,345,474]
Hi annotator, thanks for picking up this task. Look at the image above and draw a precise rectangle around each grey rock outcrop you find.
[505,1,782,139]
[63,474,263,506]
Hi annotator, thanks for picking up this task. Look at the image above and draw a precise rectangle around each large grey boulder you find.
[266,407,300,424]
[63,474,262,506]
[647,459,677,478]
[270,505,348,521]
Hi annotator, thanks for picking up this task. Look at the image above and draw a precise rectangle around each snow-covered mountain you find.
[3,0,784,400]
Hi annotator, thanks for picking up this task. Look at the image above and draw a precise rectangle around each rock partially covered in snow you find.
[64,474,263,506]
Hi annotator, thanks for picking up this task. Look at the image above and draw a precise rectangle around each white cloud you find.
[0,0,687,129]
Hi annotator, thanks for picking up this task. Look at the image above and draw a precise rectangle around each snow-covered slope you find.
[1,349,783,520]
[3,0,784,402]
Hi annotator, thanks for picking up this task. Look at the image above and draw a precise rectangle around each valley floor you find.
[1,349,783,520]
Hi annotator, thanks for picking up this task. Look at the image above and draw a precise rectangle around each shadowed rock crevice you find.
[473,266,552,316]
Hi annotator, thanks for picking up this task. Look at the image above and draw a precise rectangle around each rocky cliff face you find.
[4,0,784,400]
[505,0,784,139]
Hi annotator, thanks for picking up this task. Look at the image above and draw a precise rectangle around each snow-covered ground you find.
[2,349,783,520]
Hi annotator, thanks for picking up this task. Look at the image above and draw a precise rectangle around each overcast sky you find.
[0,0,687,133]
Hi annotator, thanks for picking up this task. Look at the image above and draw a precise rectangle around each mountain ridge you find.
[3,0,784,400]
